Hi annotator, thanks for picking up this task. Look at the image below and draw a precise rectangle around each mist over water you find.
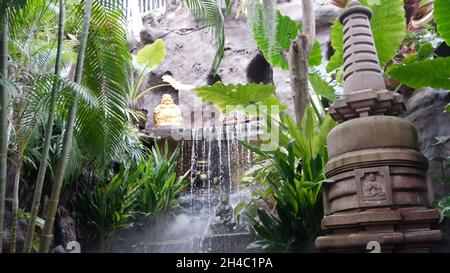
[129,125,258,253]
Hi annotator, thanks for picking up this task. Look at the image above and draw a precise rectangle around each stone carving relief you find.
[355,166,392,207]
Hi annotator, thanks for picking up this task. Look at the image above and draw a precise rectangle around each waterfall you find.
[139,124,256,253]
[226,126,232,193]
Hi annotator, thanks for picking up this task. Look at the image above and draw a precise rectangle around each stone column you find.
[315,0,442,252]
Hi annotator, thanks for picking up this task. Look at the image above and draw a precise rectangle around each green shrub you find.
[77,142,188,251]
[244,107,335,252]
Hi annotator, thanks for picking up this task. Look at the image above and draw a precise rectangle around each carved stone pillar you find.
[315,0,442,252]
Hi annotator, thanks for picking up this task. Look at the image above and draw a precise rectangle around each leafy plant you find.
[388,57,450,90]
[39,0,94,253]
[193,82,287,116]
[308,73,337,102]
[243,107,335,252]
[77,164,137,252]
[16,210,45,253]
[435,195,450,223]
[327,21,344,73]
[250,6,322,70]
[130,142,189,223]
[127,39,169,124]
[247,1,328,124]
[435,0,450,45]
[77,141,187,252]
[24,0,67,252]
[327,0,406,72]
[248,5,322,70]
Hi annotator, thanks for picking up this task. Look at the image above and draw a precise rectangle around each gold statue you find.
[153,94,184,128]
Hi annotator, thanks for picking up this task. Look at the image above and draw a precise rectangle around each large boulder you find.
[403,88,450,197]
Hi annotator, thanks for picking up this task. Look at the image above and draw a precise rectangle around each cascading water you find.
[137,122,259,253]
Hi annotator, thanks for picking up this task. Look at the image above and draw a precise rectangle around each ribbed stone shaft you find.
[340,0,386,94]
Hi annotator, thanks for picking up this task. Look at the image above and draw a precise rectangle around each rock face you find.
[403,88,450,197]
[135,0,340,129]
[403,89,450,253]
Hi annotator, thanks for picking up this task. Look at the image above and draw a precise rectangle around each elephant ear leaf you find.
[136,39,166,70]
[327,0,405,71]
[368,0,406,68]
[327,21,344,73]
[387,57,450,90]
[308,40,323,67]
[435,0,450,46]
[193,82,287,116]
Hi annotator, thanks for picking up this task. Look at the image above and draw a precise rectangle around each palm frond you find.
[183,0,225,75]
[77,1,133,170]
[1,0,56,40]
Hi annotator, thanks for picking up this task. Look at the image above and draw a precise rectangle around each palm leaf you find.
[79,1,132,169]
[183,0,225,75]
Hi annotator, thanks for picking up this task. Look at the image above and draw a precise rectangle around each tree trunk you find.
[0,14,9,254]
[289,0,316,129]
[23,0,66,253]
[39,0,93,253]
[10,158,22,253]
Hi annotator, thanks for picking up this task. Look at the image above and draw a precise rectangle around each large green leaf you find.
[252,8,322,70]
[368,0,406,68]
[79,2,134,168]
[327,0,406,71]
[136,39,166,70]
[387,57,450,89]
[193,82,287,116]
[308,73,337,101]
[327,21,344,73]
[435,0,450,46]
[252,9,298,70]
[309,40,323,67]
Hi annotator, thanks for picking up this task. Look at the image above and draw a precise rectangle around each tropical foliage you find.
[77,142,187,252]
[250,7,322,70]
[194,82,287,116]
[1,0,450,255]
[243,108,335,252]
[129,142,189,223]
[327,0,406,72]
[192,74,335,251]
[434,0,450,46]
[127,39,169,124]
[0,0,154,253]
[77,163,137,252]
